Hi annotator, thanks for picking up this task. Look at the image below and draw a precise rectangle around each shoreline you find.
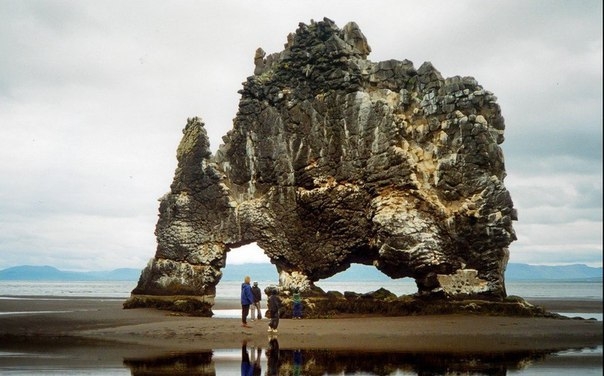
[0,296,601,353]
[524,297,603,313]
[209,296,604,314]
[2,295,601,312]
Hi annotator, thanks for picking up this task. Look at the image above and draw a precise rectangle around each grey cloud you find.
[0,0,601,270]
[504,130,602,169]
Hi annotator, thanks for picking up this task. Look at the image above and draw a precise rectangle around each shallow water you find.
[211,308,603,321]
[0,344,601,375]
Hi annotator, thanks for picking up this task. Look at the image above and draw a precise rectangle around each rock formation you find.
[125,18,517,315]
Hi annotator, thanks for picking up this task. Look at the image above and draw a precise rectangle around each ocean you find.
[0,279,602,299]
[0,279,601,320]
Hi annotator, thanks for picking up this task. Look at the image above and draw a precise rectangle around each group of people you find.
[240,275,303,333]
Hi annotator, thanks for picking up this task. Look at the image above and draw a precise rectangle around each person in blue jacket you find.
[241,275,255,328]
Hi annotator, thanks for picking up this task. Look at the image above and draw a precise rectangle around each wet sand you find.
[0,296,601,358]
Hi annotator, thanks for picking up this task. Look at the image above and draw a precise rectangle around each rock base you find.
[124,290,564,319]
[278,293,560,319]
[123,295,214,317]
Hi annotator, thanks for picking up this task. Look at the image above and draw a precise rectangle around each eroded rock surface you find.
[126,18,517,315]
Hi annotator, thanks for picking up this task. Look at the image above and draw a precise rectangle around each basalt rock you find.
[277,291,559,319]
[125,18,517,315]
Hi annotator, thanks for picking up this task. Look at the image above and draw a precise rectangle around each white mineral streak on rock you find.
[436,269,490,295]
[187,243,226,265]
[356,91,371,133]
[245,133,257,196]
[175,192,190,206]
[172,220,195,242]
[475,114,488,126]
[279,270,311,292]
[154,259,194,288]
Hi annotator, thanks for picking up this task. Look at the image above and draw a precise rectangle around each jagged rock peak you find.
[245,18,378,105]
[254,18,371,76]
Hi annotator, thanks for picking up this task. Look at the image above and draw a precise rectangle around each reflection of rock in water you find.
[123,351,214,375]
[273,349,552,375]
[122,348,557,375]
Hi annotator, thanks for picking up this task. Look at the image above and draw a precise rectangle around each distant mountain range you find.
[0,263,601,282]
[0,265,141,281]
[504,263,602,281]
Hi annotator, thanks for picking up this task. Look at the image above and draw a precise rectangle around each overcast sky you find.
[0,0,601,272]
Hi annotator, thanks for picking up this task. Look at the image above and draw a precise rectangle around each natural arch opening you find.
[315,264,417,297]
[216,243,279,304]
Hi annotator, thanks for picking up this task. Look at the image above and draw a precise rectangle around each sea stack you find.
[125,18,517,316]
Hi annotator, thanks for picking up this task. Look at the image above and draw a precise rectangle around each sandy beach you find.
[0,297,601,357]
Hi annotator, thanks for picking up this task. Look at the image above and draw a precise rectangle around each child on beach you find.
[267,288,281,333]
[292,289,303,319]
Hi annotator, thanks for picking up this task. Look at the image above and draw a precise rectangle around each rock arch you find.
[125,18,517,316]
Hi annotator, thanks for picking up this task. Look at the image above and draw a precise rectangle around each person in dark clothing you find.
[251,281,262,321]
[241,340,253,376]
[241,276,254,328]
[267,288,281,333]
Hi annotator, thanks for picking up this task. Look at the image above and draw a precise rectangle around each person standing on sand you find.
[251,281,262,321]
[241,276,254,328]
[267,288,281,333]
